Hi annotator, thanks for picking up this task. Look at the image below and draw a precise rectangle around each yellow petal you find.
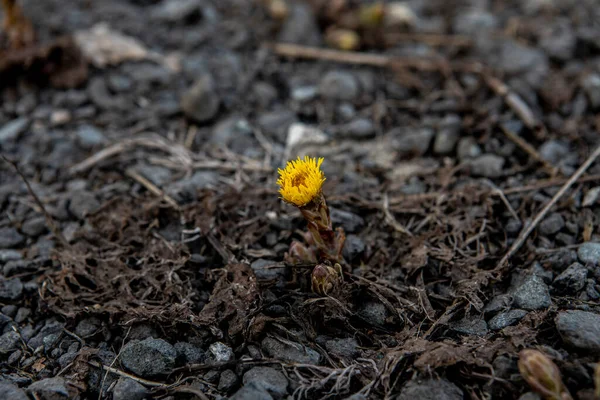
[277,156,326,206]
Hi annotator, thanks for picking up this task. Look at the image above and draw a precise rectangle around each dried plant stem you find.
[125,168,180,210]
[383,193,413,236]
[270,43,545,134]
[485,75,539,129]
[70,135,193,174]
[271,42,390,67]
[298,193,345,263]
[500,123,556,175]
[70,134,271,175]
[89,360,166,387]
[89,361,211,399]
[495,144,600,272]
[2,156,70,248]
[381,173,600,207]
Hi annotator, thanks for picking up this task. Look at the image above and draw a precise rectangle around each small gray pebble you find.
[0,277,23,301]
[538,213,565,236]
[342,235,365,262]
[175,342,206,364]
[555,310,600,352]
[511,275,551,310]
[120,338,177,377]
[209,342,234,363]
[261,337,320,364]
[0,118,29,143]
[578,242,600,265]
[27,377,70,399]
[450,317,489,336]
[218,369,239,392]
[358,302,388,326]
[457,137,482,160]
[488,310,528,331]
[0,227,25,249]
[0,382,28,400]
[319,71,360,101]
[325,337,359,359]
[0,331,20,354]
[483,294,513,317]
[243,366,288,398]
[397,378,463,400]
[469,154,505,178]
[112,377,148,400]
[553,262,587,294]
[181,74,220,123]
[230,382,274,400]
[330,208,364,233]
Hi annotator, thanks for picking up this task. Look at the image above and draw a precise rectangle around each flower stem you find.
[299,192,345,263]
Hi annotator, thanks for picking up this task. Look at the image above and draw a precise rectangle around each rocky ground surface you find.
[1,0,600,399]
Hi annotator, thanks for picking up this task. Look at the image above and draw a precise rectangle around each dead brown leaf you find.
[402,244,429,272]
[197,263,260,340]
[0,35,88,88]
[391,337,508,371]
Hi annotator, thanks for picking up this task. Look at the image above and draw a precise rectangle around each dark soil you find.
[1,0,600,399]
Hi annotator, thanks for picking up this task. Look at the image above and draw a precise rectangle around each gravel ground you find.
[1,0,600,399]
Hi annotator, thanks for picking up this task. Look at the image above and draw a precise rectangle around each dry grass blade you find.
[383,193,413,236]
[480,179,520,222]
[288,360,378,399]
[70,134,193,174]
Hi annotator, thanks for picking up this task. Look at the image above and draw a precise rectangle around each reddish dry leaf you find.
[31,357,46,372]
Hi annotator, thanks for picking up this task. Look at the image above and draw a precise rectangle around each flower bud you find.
[359,3,385,28]
[383,3,417,29]
[518,349,572,400]
[311,263,343,295]
[325,28,361,51]
[268,0,288,21]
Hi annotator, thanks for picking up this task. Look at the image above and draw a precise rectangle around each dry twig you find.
[89,360,167,387]
[269,42,485,73]
[70,135,193,174]
[125,167,180,210]
[494,144,600,271]
[2,155,70,248]
[382,193,413,236]
[184,125,198,149]
[484,76,539,130]
[384,173,600,207]
[499,123,556,175]
[271,42,390,67]
[480,179,520,222]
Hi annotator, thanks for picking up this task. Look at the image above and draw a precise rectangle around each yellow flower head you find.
[277,156,326,207]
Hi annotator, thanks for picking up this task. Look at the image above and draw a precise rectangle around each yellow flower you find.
[277,156,326,207]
